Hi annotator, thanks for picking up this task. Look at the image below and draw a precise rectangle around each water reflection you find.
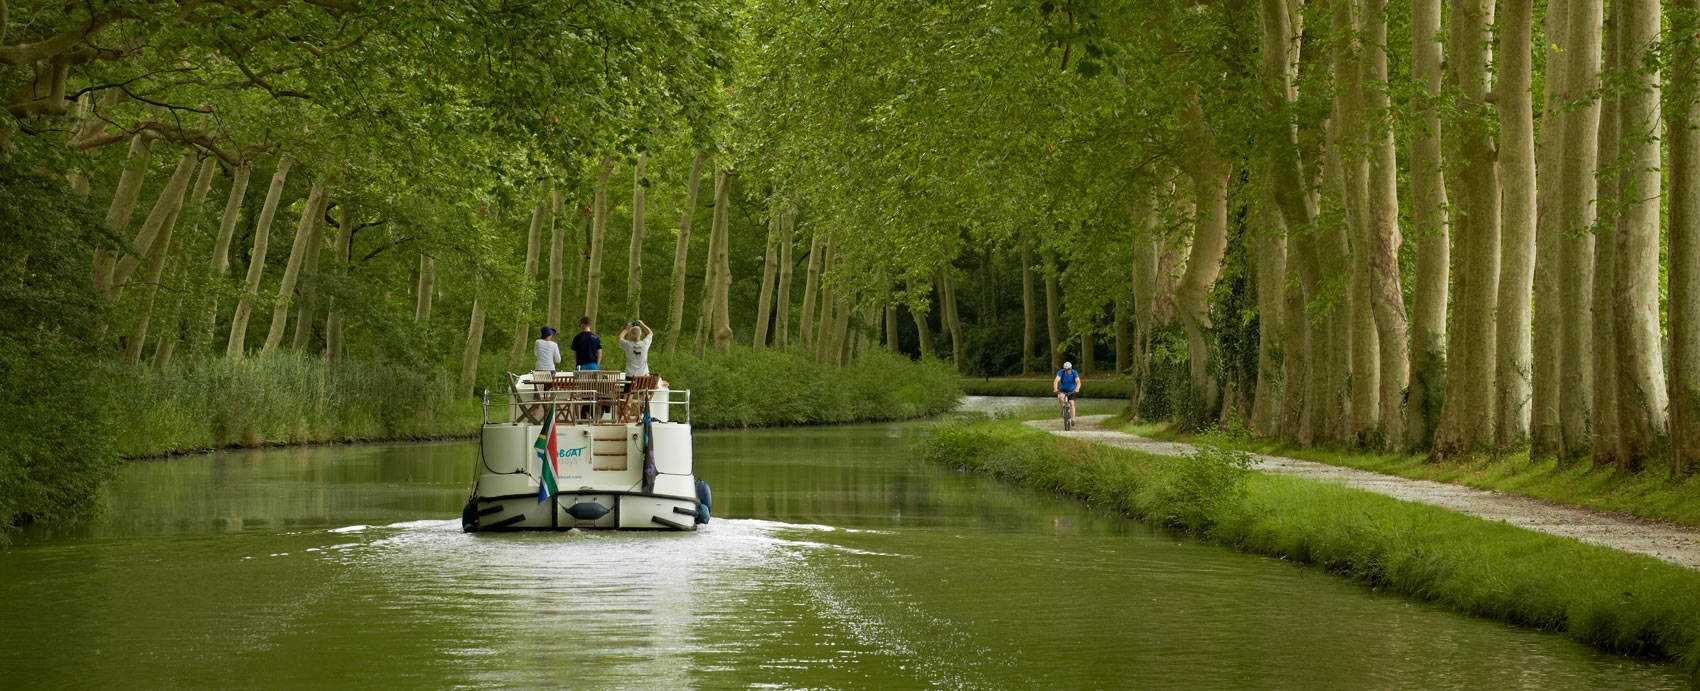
[0,420,1685,689]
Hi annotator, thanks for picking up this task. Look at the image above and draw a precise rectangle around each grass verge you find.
[919,419,1700,670]
[656,347,962,428]
[1123,420,1700,529]
[960,376,1128,399]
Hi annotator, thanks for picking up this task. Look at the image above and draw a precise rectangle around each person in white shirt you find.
[616,320,654,377]
[534,326,562,372]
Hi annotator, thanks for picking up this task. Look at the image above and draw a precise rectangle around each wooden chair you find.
[624,374,660,421]
[589,372,627,424]
[512,372,549,424]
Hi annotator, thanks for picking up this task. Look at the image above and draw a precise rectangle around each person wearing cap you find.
[1054,361,1082,420]
[616,319,654,377]
[534,326,563,372]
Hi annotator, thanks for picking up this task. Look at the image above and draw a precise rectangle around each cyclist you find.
[1054,361,1081,423]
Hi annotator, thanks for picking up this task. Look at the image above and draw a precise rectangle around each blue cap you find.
[541,326,556,338]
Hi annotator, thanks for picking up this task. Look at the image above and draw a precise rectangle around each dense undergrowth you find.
[959,376,1129,399]
[655,347,962,428]
[1122,420,1700,529]
[920,419,1700,670]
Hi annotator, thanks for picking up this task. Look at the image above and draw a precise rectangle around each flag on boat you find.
[536,405,559,503]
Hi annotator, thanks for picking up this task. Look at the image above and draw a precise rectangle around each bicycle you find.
[1058,390,1074,431]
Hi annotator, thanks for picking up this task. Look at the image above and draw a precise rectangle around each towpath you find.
[1026,414,1700,571]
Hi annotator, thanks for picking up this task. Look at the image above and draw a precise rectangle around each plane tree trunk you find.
[262,182,327,355]
[227,156,293,359]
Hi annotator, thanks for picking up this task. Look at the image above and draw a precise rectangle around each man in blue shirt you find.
[570,316,602,370]
[1053,361,1081,420]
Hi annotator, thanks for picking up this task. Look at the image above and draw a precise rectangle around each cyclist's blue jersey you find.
[1057,369,1079,392]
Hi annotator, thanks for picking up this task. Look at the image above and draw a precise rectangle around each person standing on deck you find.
[617,320,654,377]
[534,326,562,372]
[571,316,603,370]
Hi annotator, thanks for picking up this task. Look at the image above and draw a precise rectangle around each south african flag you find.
[535,405,559,503]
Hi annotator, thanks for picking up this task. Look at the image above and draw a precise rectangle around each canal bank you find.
[919,417,1700,672]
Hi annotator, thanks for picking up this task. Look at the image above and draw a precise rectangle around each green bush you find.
[653,346,961,428]
[920,420,1700,669]
[960,377,1130,398]
[110,353,477,456]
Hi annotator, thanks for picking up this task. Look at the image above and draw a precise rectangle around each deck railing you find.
[481,383,690,426]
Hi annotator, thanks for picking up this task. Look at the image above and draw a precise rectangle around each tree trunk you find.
[93,133,153,288]
[1671,0,1700,474]
[1612,0,1669,468]
[939,271,965,370]
[665,152,707,357]
[695,169,727,356]
[1531,2,1571,457]
[1363,0,1407,449]
[1177,159,1230,422]
[775,207,796,348]
[110,151,198,297]
[460,297,486,398]
[710,170,735,352]
[263,182,327,355]
[829,292,853,367]
[1432,0,1502,457]
[151,159,219,369]
[122,185,187,366]
[627,154,648,320]
[290,198,327,351]
[1405,0,1449,449]
[753,194,780,350]
[911,292,935,358]
[1558,0,1603,462]
[1592,1,1624,466]
[510,184,551,368]
[1022,240,1037,375]
[1279,243,1309,438]
[548,191,565,334]
[227,156,293,359]
[415,253,435,323]
[1333,0,1377,444]
[325,204,355,361]
[1132,231,1160,413]
[198,162,250,360]
[884,287,901,354]
[1251,179,1286,436]
[1115,303,1129,375]
[584,157,615,331]
[799,233,823,352]
[1044,255,1062,372]
[815,243,837,364]
[1494,0,1537,446]
[1082,332,1096,377]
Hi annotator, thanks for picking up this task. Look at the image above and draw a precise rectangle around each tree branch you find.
[0,12,117,66]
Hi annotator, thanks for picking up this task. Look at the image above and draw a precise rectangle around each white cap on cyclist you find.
[1063,362,1073,370]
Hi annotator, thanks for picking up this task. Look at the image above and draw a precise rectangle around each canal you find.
[0,403,1682,688]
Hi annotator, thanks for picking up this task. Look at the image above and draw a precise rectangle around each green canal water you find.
[0,404,1685,689]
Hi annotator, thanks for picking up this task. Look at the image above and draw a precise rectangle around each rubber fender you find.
[696,479,712,513]
[566,502,611,521]
[696,502,710,525]
[461,499,477,533]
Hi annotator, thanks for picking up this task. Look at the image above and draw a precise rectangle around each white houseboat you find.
[462,370,710,532]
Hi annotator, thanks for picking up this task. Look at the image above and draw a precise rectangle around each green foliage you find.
[0,158,121,543]
[653,346,962,428]
[959,377,1130,399]
[110,354,476,456]
[921,420,1700,669]
[1156,423,1257,532]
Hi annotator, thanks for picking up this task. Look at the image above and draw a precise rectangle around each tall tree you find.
[1494,0,1537,445]
[1592,1,1624,466]
[1022,240,1037,374]
[1671,0,1700,473]
[227,156,294,359]
[710,170,735,352]
[548,191,565,334]
[197,162,251,359]
[324,204,355,361]
[775,206,796,348]
[1432,0,1501,456]
[665,152,706,356]
[799,233,823,351]
[510,183,551,368]
[1559,0,1603,461]
[626,153,648,319]
[1405,0,1449,448]
[584,157,615,330]
[1610,0,1669,467]
[753,192,780,350]
[1531,2,1572,457]
[262,182,327,354]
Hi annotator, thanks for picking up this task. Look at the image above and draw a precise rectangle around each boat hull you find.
[464,418,704,532]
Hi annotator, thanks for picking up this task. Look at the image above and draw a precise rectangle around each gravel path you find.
[1027,414,1700,570]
